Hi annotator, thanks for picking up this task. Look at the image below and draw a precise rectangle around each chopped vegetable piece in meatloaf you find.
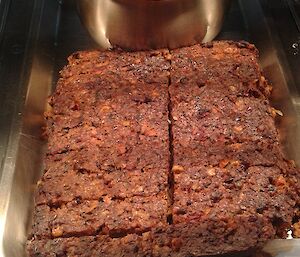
[27,41,300,257]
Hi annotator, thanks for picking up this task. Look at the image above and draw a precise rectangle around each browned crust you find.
[27,41,300,257]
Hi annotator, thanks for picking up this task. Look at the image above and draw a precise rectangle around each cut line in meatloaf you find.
[27,41,300,257]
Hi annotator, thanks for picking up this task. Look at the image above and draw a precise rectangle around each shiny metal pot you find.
[77,0,232,50]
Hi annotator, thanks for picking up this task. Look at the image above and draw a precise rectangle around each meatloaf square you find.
[31,49,171,243]
[169,41,299,255]
[31,195,167,239]
[27,234,154,257]
[35,165,167,206]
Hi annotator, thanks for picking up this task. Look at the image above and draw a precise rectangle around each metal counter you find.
[1,0,300,256]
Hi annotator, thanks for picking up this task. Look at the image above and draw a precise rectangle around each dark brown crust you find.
[32,49,171,243]
[27,41,300,257]
[39,52,170,209]
[32,195,167,239]
[27,234,154,257]
[27,215,271,257]
[170,42,299,249]
[35,167,167,205]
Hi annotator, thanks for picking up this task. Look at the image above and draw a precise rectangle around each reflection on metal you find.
[264,239,300,257]
[77,0,231,50]
[240,0,300,166]
[0,1,60,257]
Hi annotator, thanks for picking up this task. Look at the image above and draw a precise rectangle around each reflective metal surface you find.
[0,0,300,257]
[77,0,232,50]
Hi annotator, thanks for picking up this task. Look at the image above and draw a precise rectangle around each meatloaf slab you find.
[27,41,300,257]
[30,50,171,242]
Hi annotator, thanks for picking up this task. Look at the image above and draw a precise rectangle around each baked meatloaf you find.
[27,41,300,257]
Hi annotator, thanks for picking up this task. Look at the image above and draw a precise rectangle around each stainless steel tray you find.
[1,0,300,256]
